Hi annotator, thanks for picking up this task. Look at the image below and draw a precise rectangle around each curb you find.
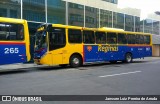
[0,63,42,72]
[0,57,160,72]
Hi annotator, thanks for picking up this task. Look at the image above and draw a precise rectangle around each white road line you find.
[99,71,142,78]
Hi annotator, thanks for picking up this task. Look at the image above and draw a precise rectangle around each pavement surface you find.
[0,57,160,104]
[0,57,160,71]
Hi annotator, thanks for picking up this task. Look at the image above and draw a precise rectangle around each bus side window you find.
[0,23,24,41]
[136,34,144,44]
[139,35,144,44]
[144,35,150,44]
[0,23,9,40]
[107,32,117,44]
[95,31,106,44]
[18,25,24,40]
[68,29,82,43]
[118,33,127,44]
[128,34,135,44]
[135,34,140,44]
[83,30,95,44]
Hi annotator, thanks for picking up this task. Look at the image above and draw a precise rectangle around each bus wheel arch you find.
[124,52,133,63]
[69,53,83,68]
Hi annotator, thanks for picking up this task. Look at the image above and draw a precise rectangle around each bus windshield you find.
[35,31,47,51]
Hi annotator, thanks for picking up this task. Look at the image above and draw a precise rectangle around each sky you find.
[118,0,160,19]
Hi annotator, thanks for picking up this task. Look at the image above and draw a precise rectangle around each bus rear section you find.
[83,31,152,63]
[0,17,30,65]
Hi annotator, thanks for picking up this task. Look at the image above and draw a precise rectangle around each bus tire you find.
[125,53,132,63]
[69,55,82,68]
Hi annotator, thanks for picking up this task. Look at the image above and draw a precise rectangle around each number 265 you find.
[4,48,19,54]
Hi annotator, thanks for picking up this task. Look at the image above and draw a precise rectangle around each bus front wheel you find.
[70,55,82,68]
[125,53,132,63]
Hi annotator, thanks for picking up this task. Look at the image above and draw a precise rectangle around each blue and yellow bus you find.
[34,24,152,67]
[0,17,30,65]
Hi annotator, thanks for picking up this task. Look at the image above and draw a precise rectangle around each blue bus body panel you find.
[0,43,27,65]
[84,45,152,62]
[34,48,47,59]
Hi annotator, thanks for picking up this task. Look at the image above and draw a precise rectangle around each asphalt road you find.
[0,59,160,104]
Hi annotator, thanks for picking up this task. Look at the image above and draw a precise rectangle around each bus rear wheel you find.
[70,55,82,68]
[125,53,132,63]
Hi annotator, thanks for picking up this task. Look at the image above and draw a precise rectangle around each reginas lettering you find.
[98,45,118,53]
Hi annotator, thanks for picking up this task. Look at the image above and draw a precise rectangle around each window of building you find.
[23,0,45,22]
[128,34,135,44]
[0,23,24,41]
[140,20,144,32]
[0,8,7,17]
[68,3,84,27]
[0,0,21,18]
[85,6,99,28]
[153,20,159,35]
[102,0,118,4]
[69,3,84,10]
[47,0,66,24]
[83,30,95,44]
[10,10,17,18]
[107,32,117,44]
[113,12,124,29]
[68,29,82,43]
[125,14,134,31]
[144,19,153,34]
[118,33,127,44]
[49,27,66,50]
[95,32,106,44]
[70,14,84,22]
[100,9,112,28]
[135,16,140,32]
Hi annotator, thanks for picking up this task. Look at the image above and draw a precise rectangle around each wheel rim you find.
[126,54,132,62]
[73,58,79,65]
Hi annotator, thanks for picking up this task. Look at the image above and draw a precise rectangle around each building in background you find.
[0,0,160,60]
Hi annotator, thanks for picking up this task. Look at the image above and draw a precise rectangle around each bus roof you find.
[0,17,26,24]
[38,24,151,36]
[98,27,151,35]
[52,24,83,29]
[100,27,124,31]
[51,24,100,31]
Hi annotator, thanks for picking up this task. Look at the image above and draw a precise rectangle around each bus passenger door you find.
[51,50,63,65]
[48,27,66,65]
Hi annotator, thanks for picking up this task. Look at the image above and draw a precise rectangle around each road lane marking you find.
[99,71,142,78]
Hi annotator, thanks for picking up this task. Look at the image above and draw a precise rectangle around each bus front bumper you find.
[34,59,41,65]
